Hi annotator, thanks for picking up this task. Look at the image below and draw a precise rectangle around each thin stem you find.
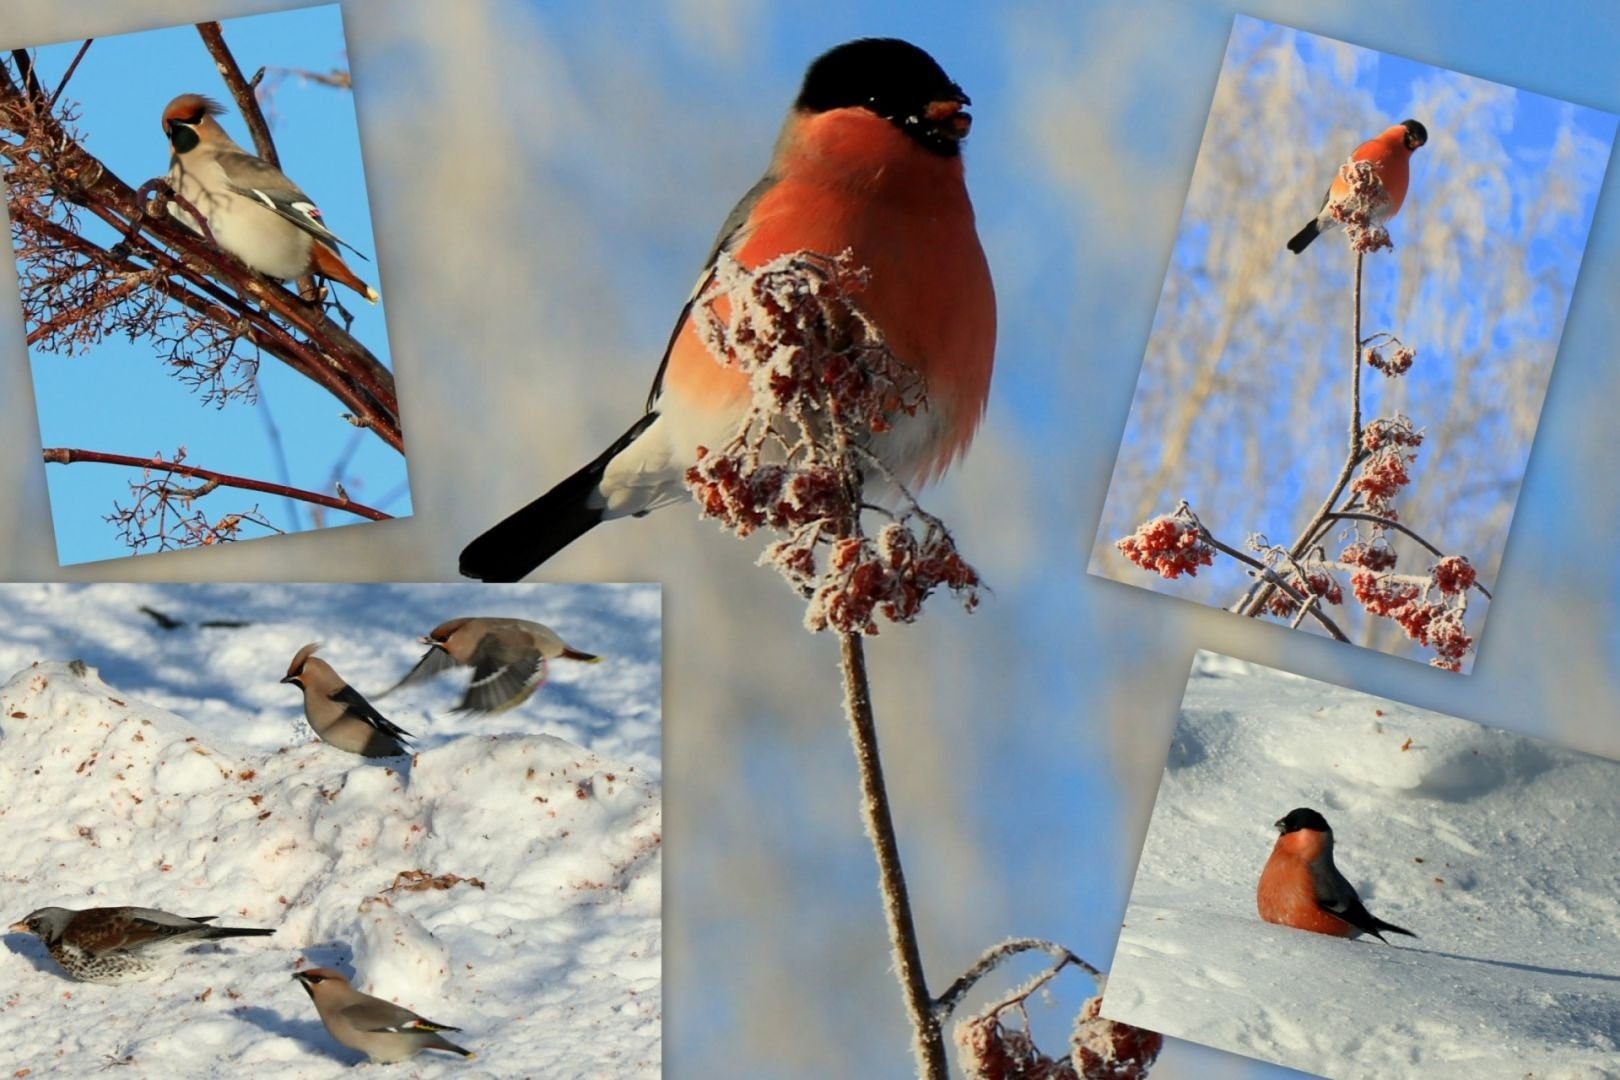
[839,630,945,1079]
[41,447,390,520]
[46,40,92,111]
[1320,511,1494,600]
[1201,528,1348,641]
[1239,249,1366,617]
[934,937,1101,1018]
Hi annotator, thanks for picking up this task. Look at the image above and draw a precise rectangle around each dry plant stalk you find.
[683,251,1150,1077]
[1117,161,1489,670]
[1,31,397,551]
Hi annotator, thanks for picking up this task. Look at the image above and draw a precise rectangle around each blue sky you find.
[13,3,409,565]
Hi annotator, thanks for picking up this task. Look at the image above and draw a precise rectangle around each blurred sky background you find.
[7,3,409,566]
[3,2,1620,1078]
[1090,15,1616,673]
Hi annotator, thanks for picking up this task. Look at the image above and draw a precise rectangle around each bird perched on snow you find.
[294,968,475,1064]
[1287,119,1427,253]
[1257,807,1416,943]
[282,643,412,757]
[162,93,379,302]
[381,617,601,714]
[459,37,996,581]
[8,905,274,983]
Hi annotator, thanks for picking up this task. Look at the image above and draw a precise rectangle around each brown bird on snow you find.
[282,643,413,757]
[8,905,274,983]
[381,617,602,714]
[293,967,475,1063]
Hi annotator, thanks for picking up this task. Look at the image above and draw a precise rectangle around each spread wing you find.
[457,633,544,713]
[377,646,459,698]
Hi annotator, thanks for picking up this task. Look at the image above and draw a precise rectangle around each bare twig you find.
[935,937,1101,1018]
[42,447,390,520]
[1201,527,1348,641]
[840,630,945,1078]
[1321,511,1494,599]
[46,40,92,111]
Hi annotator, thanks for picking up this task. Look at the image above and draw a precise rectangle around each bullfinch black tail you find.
[1361,915,1417,943]
[458,415,657,582]
[1287,219,1320,253]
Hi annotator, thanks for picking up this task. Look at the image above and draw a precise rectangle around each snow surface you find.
[0,583,660,1077]
[1103,651,1620,1080]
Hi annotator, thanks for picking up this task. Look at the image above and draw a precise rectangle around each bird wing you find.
[643,169,778,413]
[214,147,369,260]
[457,634,544,713]
[377,646,460,697]
[102,909,209,951]
[342,1000,460,1034]
[329,684,414,741]
[1308,859,1392,939]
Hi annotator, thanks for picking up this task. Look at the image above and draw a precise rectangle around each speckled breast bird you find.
[162,93,379,301]
[282,643,413,757]
[294,968,475,1063]
[1287,119,1427,253]
[8,905,274,983]
[1257,808,1416,943]
[459,37,996,581]
[382,617,601,714]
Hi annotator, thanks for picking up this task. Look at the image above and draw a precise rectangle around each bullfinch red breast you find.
[1287,119,1427,253]
[459,37,996,581]
[1256,807,1415,943]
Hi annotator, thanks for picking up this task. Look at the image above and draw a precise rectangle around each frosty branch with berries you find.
[685,250,1161,1079]
[1117,160,1490,671]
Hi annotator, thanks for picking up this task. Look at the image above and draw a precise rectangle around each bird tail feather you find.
[459,414,657,582]
[1286,219,1320,254]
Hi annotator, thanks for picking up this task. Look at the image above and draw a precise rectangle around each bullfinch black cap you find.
[1401,119,1428,149]
[1275,807,1332,834]
[795,38,970,156]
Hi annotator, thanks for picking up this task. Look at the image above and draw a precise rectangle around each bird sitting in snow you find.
[282,643,413,757]
[8,905,274,983]
[1257,807,1416,943]
[294,968,475,1063]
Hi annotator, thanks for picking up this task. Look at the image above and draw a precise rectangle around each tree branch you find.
[42,447,390,521]
[196,22,277,167]
[934,937,1100,1019]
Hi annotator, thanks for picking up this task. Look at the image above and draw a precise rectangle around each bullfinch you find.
[1257,807,1415,943]
[459,37,996,581]
[162,93,379,302]
[381,616,601,714]
[1287,119,1427,253]
[293,968,475,1063]
[8,905,274,983]
[281,643,413,757]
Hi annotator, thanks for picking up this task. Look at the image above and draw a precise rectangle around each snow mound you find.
[1104,652,1620,1079]
[1,660,660,1077]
